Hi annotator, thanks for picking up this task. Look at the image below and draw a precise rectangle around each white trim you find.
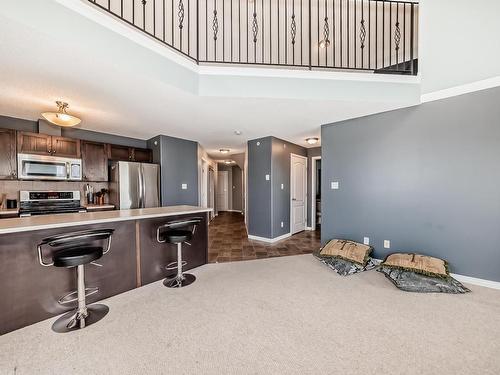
[248,232,291,244]
[223,209,243,213]
[290,153,308,235]
[421,76,500,103]
[310,156,321,231]
[305,226,313,231]
[450,273,500,291]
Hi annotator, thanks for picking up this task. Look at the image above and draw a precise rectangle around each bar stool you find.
[157,218,202,288]
[37,229,114,333]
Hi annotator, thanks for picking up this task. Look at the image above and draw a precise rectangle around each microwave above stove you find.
[17,153,82,181]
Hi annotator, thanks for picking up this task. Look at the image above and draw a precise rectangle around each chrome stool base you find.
[52,304,109,333]
[163,273,196,288]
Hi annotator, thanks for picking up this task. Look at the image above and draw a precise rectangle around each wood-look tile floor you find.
[208,212,321,263]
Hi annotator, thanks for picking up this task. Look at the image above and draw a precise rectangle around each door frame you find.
[289,153,308,235]
[200,158,209,208]
[311,156,321,231]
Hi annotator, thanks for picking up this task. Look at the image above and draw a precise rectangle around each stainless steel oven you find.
[17,153,82,181]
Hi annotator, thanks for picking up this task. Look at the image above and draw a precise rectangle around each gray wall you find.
[321,87,500,281]
[247,137,272,238]
[247,136,307,239]
[271,137,307,238]
[0,115,147,148]
[232,165,243,211]
[147,135,199,206]
[306,147,321,227]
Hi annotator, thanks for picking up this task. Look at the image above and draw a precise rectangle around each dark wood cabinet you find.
[108,144,153,163]
[81,141,108,182]
[51,136,81,158]
[132,147,153,163]
[108,144,132,161]
[17,131,51,155]
[17,132,80,158]
[0,128,17,180]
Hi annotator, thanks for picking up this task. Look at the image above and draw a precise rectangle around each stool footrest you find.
[58,287,99,305]
[165,260,187,271]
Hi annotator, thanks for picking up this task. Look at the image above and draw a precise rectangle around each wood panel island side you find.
[0,206,211,335]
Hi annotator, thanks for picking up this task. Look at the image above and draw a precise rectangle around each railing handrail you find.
[88,0,418,75]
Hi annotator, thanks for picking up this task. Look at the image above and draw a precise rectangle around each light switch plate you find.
[363,237,370,245]
[331,181,339,190]
[181,183,188,190]
[281,222,284,228]
[384,240,391,248]
[265,174,270,181]
[281,183,284,190]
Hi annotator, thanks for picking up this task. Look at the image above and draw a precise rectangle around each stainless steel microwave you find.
[17,153,82,181]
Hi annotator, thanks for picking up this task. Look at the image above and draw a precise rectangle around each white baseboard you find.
[450,273,500,290]
[222,209,242,213]
[248,232,291,243]
[305,226,313,231]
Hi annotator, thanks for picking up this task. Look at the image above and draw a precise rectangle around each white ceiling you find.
[0,0,421,158]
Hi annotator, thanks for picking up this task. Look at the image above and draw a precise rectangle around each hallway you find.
[208,212,320,263]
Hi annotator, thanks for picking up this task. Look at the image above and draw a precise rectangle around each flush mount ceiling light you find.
[219,149,230,154]
[224,160,232,165]
[306,137,319,145]
[41,101,81,127]
[234,130,242,135]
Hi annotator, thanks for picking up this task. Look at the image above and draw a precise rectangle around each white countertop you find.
[0,206,212,234]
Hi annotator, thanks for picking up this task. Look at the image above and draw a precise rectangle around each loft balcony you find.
[88,0,419,75]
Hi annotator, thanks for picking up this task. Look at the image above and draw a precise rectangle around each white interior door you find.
[291,155,307,234]
[217,171,229,211]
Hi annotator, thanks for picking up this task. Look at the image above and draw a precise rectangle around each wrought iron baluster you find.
[395,3,401,70]
[213,0,219,60]
[142,0,146,31]
[360,1,366,69]
[252,8,258,63]
[178,0,185,51]
[291,1,297,65]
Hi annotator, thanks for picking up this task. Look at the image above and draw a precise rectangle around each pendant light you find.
[42,101,81,127]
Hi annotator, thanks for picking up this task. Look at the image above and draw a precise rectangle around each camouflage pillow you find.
[314,252,379,276]
[378,266,470,294]
[319,239,373,266]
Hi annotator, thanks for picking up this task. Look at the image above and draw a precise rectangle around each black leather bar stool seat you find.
[159,230,192,244]
[157,218,202,288]
[37,229,114,333]
[53,246,104,268]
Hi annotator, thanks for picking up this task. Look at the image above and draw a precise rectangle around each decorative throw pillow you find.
[381,253,449,279]
[378,266,470,294]
[315,252,379,276]
[319,239,373,266]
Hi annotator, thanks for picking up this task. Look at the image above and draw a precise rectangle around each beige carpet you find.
[1,255,499,375]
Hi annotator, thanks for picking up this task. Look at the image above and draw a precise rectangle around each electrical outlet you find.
[384,240,391,248]
[181,183,187,190]
[281,222,284,228]
[363,237,370,245]
[331,181,339,190]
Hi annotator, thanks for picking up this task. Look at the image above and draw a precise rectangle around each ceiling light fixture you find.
[306,137,319,145]
[224,160,232,165]
[42,101,81,127]
[219,149,230,154]
[234,130,242,135]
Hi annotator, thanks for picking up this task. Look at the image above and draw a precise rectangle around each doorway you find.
[217,170,229,211]
[208,166,215,220]
[290,154,307,234]
[311,157,321,231]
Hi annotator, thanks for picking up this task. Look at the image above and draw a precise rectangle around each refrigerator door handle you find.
[138,164,145,208]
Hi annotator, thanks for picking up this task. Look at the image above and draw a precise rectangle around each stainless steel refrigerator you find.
[109,161,160,209]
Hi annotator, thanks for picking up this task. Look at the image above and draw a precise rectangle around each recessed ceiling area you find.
[0,0,420,158]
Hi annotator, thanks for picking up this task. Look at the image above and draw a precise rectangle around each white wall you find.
[420,0,500,94]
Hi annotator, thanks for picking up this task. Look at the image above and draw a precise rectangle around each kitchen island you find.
[0,206,211,335]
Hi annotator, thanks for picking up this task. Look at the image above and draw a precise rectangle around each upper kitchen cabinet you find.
[17,132,81,158]
[108,144,152,163]
[108,144,132,161]
[17,131,51,156]
[132,148,153,163]
[81,141,108,182]
[51,136,81,158]
[0,128,17,180]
